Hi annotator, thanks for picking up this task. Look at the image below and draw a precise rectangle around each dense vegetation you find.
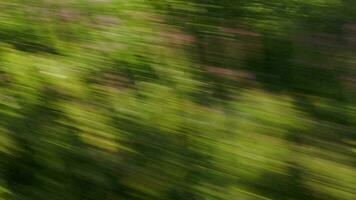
[0,0,355,199]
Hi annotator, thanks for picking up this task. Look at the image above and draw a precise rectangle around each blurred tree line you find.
[0,0,355,200]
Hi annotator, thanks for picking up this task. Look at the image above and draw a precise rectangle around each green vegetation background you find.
[0,0,355,199]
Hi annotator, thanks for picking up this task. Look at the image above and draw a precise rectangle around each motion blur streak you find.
[0,0,355,200]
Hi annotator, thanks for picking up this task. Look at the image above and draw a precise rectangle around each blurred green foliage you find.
[0,0,355,200]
